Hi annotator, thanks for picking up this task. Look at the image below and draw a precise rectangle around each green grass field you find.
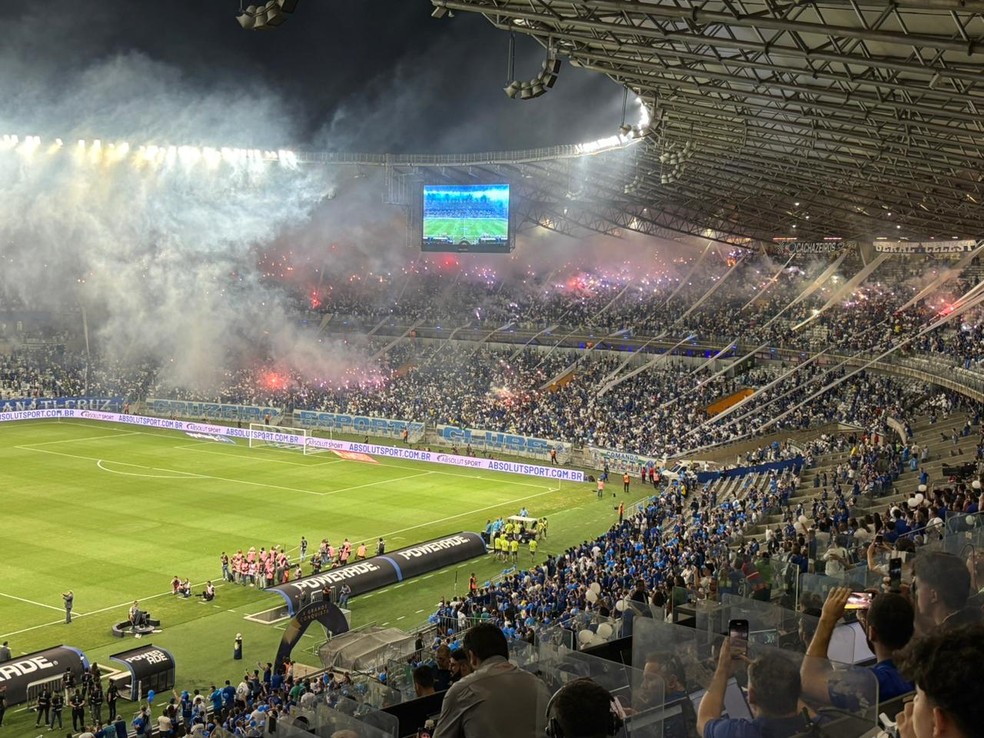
[422,216,508,244]
[0,418,650,727]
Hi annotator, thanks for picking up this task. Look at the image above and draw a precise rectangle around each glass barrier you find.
[718,594,822,655]
[742,557,803,610]
[547,610,624,650]
[632,618,879,737]
[273,703,396,738]
[508,636,537,668]
[384,658,414,703]
[668,586,706,627]
[798,570,879,611]
[531,644,659,738]
[630,617,705,738]
[764,641,878,732]
[907,545,981,629]
[312,698,400,737]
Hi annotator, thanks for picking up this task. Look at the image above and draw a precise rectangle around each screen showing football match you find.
[422,184,511,253]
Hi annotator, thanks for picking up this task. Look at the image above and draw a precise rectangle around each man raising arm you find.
[801,587,914,703]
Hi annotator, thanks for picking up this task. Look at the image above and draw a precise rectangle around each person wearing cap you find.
[177,689,192,728]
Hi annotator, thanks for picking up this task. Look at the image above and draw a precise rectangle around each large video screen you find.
[422,184,511,253]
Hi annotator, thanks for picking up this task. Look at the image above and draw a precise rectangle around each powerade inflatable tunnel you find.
[267,532,487,616]
[0,645,88,707]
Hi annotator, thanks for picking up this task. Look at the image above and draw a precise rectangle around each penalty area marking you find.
[96,459,207,479]
[17,430,142,447]
[16,446,330,497]
[172,443,345,469]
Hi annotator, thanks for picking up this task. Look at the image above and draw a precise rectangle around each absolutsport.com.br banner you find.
[0,409,585,482]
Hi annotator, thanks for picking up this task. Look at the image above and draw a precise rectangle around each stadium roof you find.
[414,0,984,249]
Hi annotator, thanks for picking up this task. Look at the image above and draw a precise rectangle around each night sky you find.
[1,0,627,153]
[0,0,680,390]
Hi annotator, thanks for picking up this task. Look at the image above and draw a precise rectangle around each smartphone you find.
[729,619,749,658]
[612,696,628,720]
[874,534,884,545]
[888,558,902,590]
[845,591,874,610]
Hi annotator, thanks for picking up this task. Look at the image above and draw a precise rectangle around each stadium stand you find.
[5,249,984,737]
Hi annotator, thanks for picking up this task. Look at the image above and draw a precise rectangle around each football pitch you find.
[0,418,649,717]
[422,216,508,244]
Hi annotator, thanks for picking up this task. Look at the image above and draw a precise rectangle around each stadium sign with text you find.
[0,645,88,706]
[773,240,855,254]
[267,532,488,615]
[293,410,424,437]
[147,399,283,424]
[435,424,556,455]
[0,409,584,482]
[874,239,981,254]
[108,644,176,700]
[587,447,662,472]
[0,396,123,413]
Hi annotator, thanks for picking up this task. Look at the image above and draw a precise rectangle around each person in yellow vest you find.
[509,537,520,564]
[356,542,367,560]
[529,538,538,562]
[623,472,631,494]
[494,535,504,561]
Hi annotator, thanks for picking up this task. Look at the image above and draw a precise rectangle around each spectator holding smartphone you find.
[801,587,914,703]
[697,639,812,738]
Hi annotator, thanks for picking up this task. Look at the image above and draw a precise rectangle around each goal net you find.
[248,423,309,452]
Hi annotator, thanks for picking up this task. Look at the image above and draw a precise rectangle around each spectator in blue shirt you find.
[801,587,914,704]
[698,642,812,738]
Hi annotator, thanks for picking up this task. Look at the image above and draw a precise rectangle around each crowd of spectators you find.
[312,252,984,366]
[0,335,930,461]
[5,251,984,737]
[6,250,982,459]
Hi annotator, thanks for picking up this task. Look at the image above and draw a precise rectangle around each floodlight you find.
[503,48,561,100]
[236,0,299,30]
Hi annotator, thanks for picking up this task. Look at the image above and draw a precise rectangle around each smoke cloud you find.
[0,1,686,395]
